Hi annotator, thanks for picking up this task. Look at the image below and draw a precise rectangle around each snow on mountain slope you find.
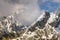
[47,12,57,23]
[0,11,60,40]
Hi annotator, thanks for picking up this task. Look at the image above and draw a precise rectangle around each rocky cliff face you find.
[0,11,60,40]
[28,12,50,31]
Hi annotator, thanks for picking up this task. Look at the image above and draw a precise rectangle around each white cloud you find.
[0,0,42,26]
[0,0,15,17]
[12,1,41,26]
[52,0,60,2]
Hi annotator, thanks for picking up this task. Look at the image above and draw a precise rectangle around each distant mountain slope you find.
[0,11,60,40]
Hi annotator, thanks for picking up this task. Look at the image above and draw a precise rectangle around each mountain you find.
[28,11,50,31]
[0,11,60,40]
[28,11,60,32]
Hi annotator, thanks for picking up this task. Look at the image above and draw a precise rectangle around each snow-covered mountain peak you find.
[0,11,60,40]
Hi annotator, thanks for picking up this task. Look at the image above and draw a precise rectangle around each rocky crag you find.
[0,11,60,40]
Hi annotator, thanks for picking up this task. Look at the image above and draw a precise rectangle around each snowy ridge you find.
[0,11,60,40]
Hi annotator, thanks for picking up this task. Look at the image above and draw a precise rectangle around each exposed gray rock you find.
[49,12,60,28]
[29,11,50,32]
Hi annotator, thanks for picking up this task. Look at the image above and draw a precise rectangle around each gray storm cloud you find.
[4,0,20,4]
[53,0,60,3]
[0,0,42,26]
[0,0,14,17]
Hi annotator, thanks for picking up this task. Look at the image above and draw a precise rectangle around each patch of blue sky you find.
[39,1,60,12]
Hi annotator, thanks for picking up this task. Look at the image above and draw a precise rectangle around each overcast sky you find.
[0,0,60,25]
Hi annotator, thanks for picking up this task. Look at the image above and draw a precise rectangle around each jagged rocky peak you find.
[0,15,28,40]
[28,11,60,32]
[48,11,60,28]
[28,11,50,32]
[0,15,27,34]
[0,11,60,40]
